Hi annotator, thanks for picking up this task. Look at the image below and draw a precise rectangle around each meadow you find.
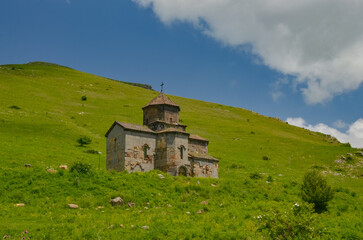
[0,62,362,239]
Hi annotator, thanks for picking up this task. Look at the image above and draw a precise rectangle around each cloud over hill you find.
[134,0,363,104]
[287,117,363,148]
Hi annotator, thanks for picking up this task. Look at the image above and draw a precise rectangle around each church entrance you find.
[178,166,188,177]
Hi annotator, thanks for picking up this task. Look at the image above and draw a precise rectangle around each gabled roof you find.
[105,121,156,137]
[143,92,180,110]
[189,134,209,142]
[188,152,219,162]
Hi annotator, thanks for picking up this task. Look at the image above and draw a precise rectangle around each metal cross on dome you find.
[160,82,164,93]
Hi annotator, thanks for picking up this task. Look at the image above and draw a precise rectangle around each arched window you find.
[143,144,150,159]
[179,145,186,159]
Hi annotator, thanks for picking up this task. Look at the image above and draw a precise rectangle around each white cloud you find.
[286,117,306,128]
[348,119,363,140]
[271,91,284,102]
[333,120,348,129]
[270,77,289,102]
[133,0,363,104]
[286,117,363,148]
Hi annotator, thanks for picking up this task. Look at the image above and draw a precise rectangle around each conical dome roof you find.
[143,92,180,110]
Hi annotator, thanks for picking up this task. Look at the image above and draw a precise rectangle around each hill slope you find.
[0,62,362,239]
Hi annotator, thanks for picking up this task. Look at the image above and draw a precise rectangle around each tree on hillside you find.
[300,169,334,213]
[77,136,92,147]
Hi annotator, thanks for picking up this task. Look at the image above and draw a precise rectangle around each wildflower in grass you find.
[255,215,262,220]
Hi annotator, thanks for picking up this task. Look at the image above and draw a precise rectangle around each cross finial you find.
[160,82,164,93]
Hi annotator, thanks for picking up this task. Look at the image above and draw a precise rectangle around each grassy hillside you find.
[0,62,362,239]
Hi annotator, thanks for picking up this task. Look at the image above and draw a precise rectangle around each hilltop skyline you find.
[1,0,363,147]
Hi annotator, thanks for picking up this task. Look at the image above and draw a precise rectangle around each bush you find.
[81,95,87,101]
[77,136,92,146]
[262,156,270,161]
[84,149,99,154]
[300,170,334,213]
[337,205,349,212]
[70,161,92,174]
[250,172,262,179]
[341,142,351,147]
[346,155,354,163]
[8,105,21,109]
[230,163,239,169]
[341,231,361,240]
[257,203,323,239]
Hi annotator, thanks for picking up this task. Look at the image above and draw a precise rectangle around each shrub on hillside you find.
[250,172,262,179]
[346,155,354,163]
[262,156,270,161]
[81,95,87,101]
[8,105,21,109]
[70,161,92,174]
[77,136,92,146]
[300,170,334,213]
[257,202,323,239]
[230,163,239,169]
[341,142,351,147]
[84,149,99,154]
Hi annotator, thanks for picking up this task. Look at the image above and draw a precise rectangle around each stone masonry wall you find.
[143,105,162,125]
[192,159,218,178]
[124,130,156,173]
[155,132,189,176]
[143,105,179,125]
[188,139,208,154]
[162,105,179,124]
[106,125,125,171]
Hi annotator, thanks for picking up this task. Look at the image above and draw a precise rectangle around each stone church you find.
[105,91,219,178]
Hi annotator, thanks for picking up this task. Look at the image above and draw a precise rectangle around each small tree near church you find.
[77,136,92,147]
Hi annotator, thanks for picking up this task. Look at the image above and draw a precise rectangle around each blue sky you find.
[1,0,363,147]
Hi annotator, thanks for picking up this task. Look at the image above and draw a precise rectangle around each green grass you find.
[0,62,362,239]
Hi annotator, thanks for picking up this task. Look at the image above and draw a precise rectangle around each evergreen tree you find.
[300,170,334,213]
